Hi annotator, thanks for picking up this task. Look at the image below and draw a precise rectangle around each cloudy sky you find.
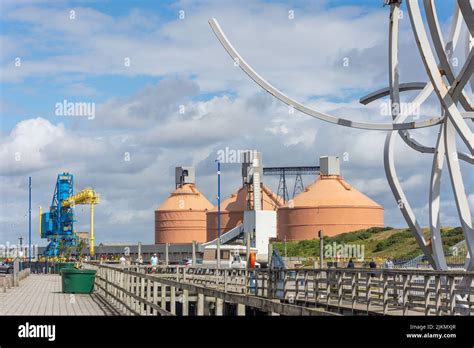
[0,0,472,246]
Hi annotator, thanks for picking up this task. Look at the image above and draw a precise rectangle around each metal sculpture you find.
[209,0,473,273]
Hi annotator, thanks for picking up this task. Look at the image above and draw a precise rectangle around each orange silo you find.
[155,168,213,244]
[206,185,281,241]
[277,175,384,240]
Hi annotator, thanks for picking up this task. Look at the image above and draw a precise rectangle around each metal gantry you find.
[263,166,320,202]
[208,0,473,276]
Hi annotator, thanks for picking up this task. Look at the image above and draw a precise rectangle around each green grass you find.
[272,226,464,261]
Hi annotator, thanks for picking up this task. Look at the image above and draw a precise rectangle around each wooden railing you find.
[120,265,474,316]
[88,264,335,316]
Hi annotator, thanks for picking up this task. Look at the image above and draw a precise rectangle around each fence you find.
[19,261,73,274]
[145,265,474,316]
[87,263,335,316]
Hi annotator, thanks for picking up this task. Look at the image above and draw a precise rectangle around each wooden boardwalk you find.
[0,274,118,316]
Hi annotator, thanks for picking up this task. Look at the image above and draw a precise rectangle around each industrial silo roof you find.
[285,175,382,208]
[209,184,282,212]
[157,183,213,211]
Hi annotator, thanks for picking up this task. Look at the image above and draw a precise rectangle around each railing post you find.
[152,280,159,315]
[216,298,224,316]
[337,271,342,308]
[113,269,118,307]
[224,271,228,292]
[170,286,176,315]
[424,275,430,316]
[105,268,109,301]
[448,276,455,315]
[314,270,319,303]
[383,273,388,315]
[140,276,146,315]
[435,276,441,315]
[326,270,331,308]
[304,271,309,303]
[197,293,204,316]
[366,272,371,314]
[133,275,138,314]
[351,272,357,313]
[127,272,132,314]
[124,272,129,314]
[161,284,167,311]
[237,303,245,316]
[245,269,249,295]
[145,278,150,315]
[182,289,189,316]
[402,274,409,316]
[295,270,300,302]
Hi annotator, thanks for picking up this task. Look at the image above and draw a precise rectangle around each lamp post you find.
[216,160,221,268]
[18,236,23,260]
[28,176,32,263]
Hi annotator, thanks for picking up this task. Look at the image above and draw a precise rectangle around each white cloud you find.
[0,0,472,246]
[0,0,394,99]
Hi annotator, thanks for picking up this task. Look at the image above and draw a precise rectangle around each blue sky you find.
[0,0,472,246]
[0,0,457,131]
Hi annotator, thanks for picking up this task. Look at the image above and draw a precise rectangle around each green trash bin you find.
[61,268,97,294]
[54,262,75,274]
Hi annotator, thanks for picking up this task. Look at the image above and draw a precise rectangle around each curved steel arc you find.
[458,0,474,37]
[444,118,474,272]
[467,25,474,95]
[408,0,474,272]
[385,2,439,268]
[360,82,474,164]
[428,121,448,270]
[359,82,427,105]
[424,0,472,111]
[406,0,474,153]
[208,18,445,131]
[209,1,473,275]
[361,1,473,164]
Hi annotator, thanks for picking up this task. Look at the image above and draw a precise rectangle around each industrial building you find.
[277,156,384,240]
[154,154,384,257]
[154,167,213,244]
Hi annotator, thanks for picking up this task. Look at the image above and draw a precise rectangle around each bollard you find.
[13,259,20,287]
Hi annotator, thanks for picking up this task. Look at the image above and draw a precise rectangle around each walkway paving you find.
[0,274,118,315]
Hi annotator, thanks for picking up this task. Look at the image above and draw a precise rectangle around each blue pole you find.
[217,161,221,241]
[28,176,32,263]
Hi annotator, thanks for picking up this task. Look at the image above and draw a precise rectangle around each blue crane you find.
[40,173,76,257]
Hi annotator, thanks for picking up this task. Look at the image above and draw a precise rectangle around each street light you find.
[18,236,24,259]
[215,160,221,268]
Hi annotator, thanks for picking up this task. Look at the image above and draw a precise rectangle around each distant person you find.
[383,258,394,269]
[136,255,143,265]
[150,253,158,273]
[369,259,377,269]
[119,255,126,266]
[347,259,354,269]
[369,259,377,278]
